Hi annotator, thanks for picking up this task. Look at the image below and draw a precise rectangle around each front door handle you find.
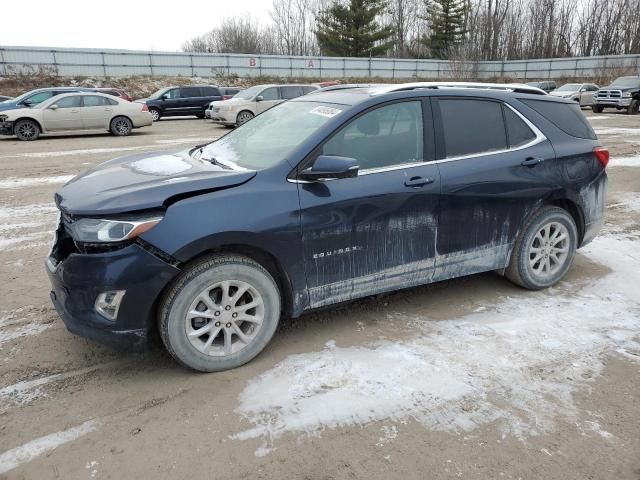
[70,109,79,113]
[404,176,434,188]
[521,157,545,167]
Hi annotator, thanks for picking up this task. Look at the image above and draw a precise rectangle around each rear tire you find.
[159,254,281,372]
[627,99,639,115]
[591,105,604,113]
[505,207,577,290]
[110,116,133,136]
[14,119,40,141]
[196,113,206,119]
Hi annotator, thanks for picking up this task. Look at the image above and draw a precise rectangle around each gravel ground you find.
[0,111,638,480]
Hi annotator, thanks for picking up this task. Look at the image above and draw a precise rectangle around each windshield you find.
[235,86,264,100]
[556,84,581,92]
[610,77,640,88]
[200,101,346,170]
[149,87,170,99]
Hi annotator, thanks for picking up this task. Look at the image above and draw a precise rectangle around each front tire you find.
[14,119,40,141]
[591,105,604,113]
[627,99,639,115]
[236,110,254,126]
[159,255,281,372]
[505,207,577,290]
[110,116,133,136]
[149,108,161,122]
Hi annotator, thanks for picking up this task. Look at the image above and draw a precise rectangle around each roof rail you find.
[311,83,391,93]
[371,82,547,96]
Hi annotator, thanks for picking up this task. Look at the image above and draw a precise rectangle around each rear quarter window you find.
[520,99,596,139]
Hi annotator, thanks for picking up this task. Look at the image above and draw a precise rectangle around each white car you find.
[0,92,153,141]
[550,83,599,107]
[208,84,320,127]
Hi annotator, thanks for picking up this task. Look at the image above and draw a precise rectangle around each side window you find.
[503,106,536,148]
[53,96,82,108]
[82,96,108,107]
[322,101,424,170]
[439,99,507,157]
[520,99,596,140]
[280,86,303,99]
[25,91,55,105]
[202,86,220,96]
[106,98,118,106]
[588,85,598,91]
[163,88,180,99]
[260,88,279,101]
[180,87,202,98]
[302,86,317,94]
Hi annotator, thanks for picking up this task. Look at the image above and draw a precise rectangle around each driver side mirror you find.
[579,88,587,92]
[255,95,264,102]
[49,104,59,110]
[298,155,359,182]
[161,94,169,100]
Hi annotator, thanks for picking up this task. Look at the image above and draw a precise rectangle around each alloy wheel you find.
[17,122,37,139]
[528,221,570,280]
[185,280,264,357]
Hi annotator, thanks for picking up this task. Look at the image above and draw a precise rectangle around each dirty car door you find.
[432,97,555,281]
[298,100,440,308]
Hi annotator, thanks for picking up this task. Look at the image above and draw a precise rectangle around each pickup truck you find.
[592,76,640,114]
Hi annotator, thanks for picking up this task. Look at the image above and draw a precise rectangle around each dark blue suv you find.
[47,83,608,372]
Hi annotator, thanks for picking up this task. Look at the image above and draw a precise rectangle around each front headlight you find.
[621,92,632,98]
[69,215,163,243]
[0,114,8,122]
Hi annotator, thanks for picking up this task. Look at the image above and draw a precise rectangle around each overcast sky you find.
[3,0,271,52]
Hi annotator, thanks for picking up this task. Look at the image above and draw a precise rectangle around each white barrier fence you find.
[1,45,640,80]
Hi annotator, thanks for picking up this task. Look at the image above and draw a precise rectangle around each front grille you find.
[211,107,220,113]
[597,89,622,98]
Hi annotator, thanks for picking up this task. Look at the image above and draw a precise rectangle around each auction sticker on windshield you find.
[309,106,342,118]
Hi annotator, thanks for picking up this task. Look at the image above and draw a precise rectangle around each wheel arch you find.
[236,109,255,122]
[13,116,44,134]
[166,242,295,320]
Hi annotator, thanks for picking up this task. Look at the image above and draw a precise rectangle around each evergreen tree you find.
[422,0,468,59]
[316,0,395,57]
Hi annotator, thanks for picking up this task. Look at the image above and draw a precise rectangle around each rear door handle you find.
[404,176,435,188]
[521,157,545,167]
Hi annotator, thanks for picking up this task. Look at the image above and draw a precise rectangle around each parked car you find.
[204,87,244,119]
[96,88,133,102]
[220,87,243,100]
[47,82,607,372]
[525,81,556,93]
[0,95,12,103]
[592,76,640,115]
[0,87,97,112]
[0,92,152,141]
[550,83,599,107]
[141,85,223,121]
[208,84,320,126]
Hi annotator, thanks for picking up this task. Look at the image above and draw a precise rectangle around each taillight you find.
[141,104,149,112]
[593,147,609,168]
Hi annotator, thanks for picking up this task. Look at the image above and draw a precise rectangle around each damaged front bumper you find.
[46,242,180,351]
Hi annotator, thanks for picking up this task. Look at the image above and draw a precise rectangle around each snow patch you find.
[0,203,57,251]
[594,127,640,135]
[0,420,99,475]
[0,175,74,190]
[233,233,640,451]
[609,155,640,167]
[129,155,192,175]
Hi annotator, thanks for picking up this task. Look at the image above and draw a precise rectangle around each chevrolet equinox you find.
[47,82,608,372]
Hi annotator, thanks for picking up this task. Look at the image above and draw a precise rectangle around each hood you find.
[0,100,23,112]
[602,84,640,91]
[219,97,251,106]
[56,149,256,216]
[549,91,574,98]
[0,106,35,118]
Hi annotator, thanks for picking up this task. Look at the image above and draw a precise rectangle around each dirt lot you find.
[0,112,639,480]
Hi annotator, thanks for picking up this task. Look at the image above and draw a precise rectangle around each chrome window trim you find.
[288,102,546,183]
[434,103,546,164]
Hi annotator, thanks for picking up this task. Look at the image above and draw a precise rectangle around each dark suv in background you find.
[593,76,640,114]
[526,81,557,93]
[48,82,607,372]
[142,85,223,121]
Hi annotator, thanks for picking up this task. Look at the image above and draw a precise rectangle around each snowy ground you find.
[0,112,638,479]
